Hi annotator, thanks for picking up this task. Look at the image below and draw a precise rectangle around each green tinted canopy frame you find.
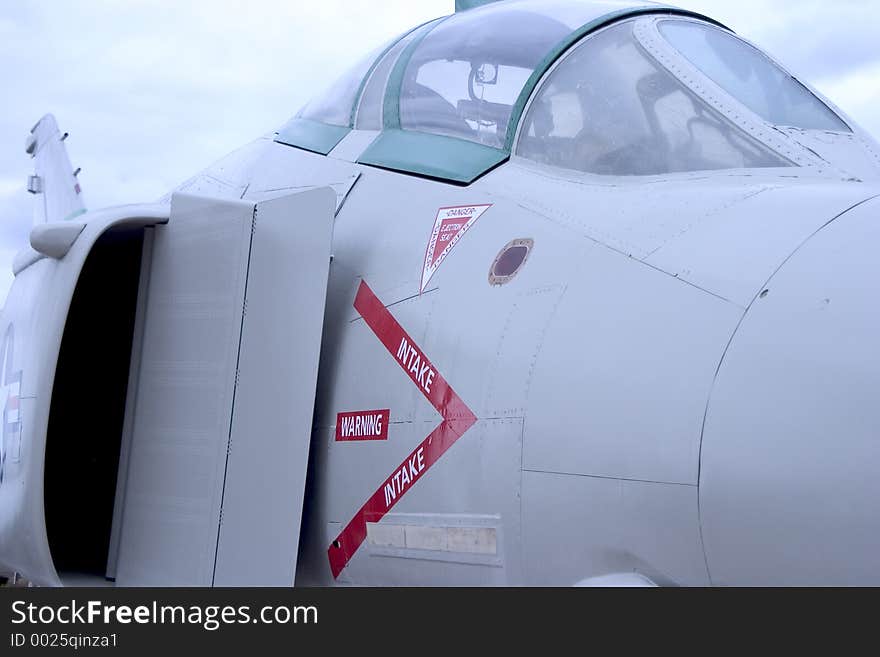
[277,5,726,183]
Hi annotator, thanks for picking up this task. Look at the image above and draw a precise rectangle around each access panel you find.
[113,188,334,586]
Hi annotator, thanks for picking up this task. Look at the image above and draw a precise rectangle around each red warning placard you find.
[420,204,492,293]
[327,281,477,579]
[335,409,390,442]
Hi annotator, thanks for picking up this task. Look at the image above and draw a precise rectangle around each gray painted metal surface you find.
[213,188,334,585]
[115,193,255,586]
[29,221,85,259]
[0,204,169,585]
[700,196,880,585]
[2,1,880,587]
[522,471,708,585]
[115,190,333,586]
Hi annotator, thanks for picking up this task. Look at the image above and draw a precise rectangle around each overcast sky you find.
[1,0,878,299]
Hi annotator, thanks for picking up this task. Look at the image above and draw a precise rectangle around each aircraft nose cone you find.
[699,194,880,585]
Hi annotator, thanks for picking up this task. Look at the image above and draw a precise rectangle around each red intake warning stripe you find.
[328,281,477,579]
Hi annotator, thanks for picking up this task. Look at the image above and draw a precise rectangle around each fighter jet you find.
[1,0,878,587]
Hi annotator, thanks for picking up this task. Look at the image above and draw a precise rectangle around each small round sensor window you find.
[489,238,533,285]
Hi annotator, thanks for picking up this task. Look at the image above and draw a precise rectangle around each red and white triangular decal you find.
[420,204,492,293]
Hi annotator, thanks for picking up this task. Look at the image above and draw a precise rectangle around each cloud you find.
[0,179,24,197]
[0,1,450,210]
[0,0,450,301]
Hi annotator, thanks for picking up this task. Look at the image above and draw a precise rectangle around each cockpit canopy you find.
[278,0,860,184]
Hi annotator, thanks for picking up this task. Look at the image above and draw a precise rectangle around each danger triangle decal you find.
[420,204,492,293]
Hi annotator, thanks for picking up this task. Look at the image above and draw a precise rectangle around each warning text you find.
[335,409,391,442]
[383,446,426,508]
[396,337,436,395]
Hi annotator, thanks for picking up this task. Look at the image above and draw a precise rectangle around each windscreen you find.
[517,21,791,175]
[660,19,850,132]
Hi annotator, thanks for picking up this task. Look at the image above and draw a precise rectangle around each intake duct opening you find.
[44,227,145,579]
